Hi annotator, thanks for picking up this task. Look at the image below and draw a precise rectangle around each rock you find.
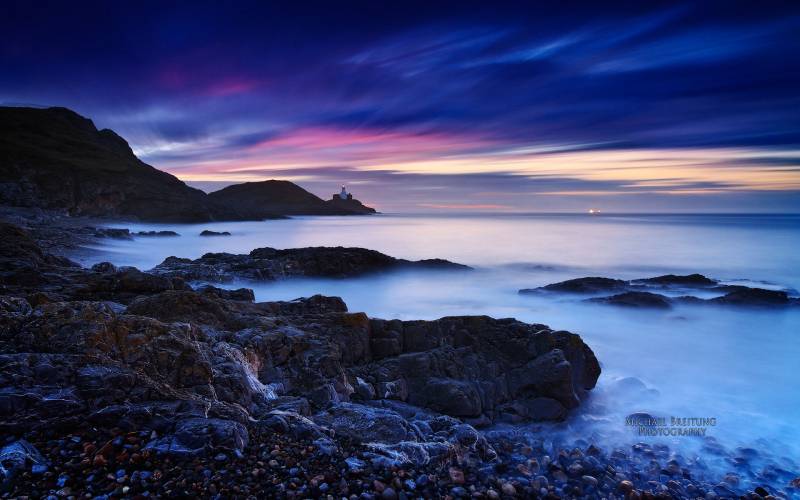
[0,440,47,485]
[196,285,255,302]
[199,230,231,236]
[449,467,466,483]
[152,246,471,283]
[633,274,717,286]
[500,397,567,421]
[0,221,606,495]
[313,403,419,444]
[501,482,517,496]
[521,277,628,294]
[355,316,601,422]
[587,291,673,309]
[136,230,180,237]
[145,418,249,456]
[94,228,132,239]
[524,271,798,309]
[711,287,792,307]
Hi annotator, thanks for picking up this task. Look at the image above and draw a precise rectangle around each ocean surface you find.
[81,213,800,475]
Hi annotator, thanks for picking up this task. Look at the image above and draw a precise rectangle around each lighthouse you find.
[334,185,353,201]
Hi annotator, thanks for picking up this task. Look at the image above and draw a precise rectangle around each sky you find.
[2,1,800,213]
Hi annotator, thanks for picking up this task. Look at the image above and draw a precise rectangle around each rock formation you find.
[0,221,600,478]
[521,274,799,308]
[152,247,471,282]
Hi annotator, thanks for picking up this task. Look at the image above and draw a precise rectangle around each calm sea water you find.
[82,213,800,471]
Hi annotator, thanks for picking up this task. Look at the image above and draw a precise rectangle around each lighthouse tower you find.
[334,185,353,201]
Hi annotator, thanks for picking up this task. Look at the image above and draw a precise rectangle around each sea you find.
[78,213,800,477]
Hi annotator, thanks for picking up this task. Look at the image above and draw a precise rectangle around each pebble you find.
[451,486,468,497]
[501,482,517,496]
[618,479,634,493]
[449,467,465,484]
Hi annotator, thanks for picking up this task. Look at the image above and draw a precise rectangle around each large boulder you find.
[349,316,601,423]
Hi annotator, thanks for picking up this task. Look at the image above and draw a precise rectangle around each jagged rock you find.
[352,316,601,421]
[0,221,601,469]
[197,285,255,302]
[314,403,420,444]
[587,291,673,309]
[145,418,248,456]
[0,440,47,486]
[152,246,471,283]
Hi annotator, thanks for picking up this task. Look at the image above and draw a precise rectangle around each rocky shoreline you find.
[1,217,799,498]
[0,220,602,497]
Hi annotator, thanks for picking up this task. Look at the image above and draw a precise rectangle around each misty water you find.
[81,213,800,479]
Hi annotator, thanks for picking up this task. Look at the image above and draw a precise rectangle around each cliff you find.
[0,107,376,221]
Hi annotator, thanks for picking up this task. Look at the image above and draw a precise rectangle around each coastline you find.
[1,209,799,498]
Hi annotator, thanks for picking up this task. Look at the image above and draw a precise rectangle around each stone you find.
[587,291,673,309]
[522,277,628,294]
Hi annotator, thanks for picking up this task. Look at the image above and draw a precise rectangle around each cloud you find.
[2,1,800,211]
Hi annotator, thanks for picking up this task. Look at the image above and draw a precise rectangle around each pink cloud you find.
[246,126,498,164]
[155,66,263,97]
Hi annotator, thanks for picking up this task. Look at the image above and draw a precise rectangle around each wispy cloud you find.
[2,2,799,211]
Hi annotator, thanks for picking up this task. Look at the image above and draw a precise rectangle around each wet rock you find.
[199,230,231,236]
[711,287,792,307]
[136,230,180,237]
[313,403,419,444]
[94,228,132,239]
[633,274,717,286]
[521,277,628,294]
[523,271,798,309]
[0,440,47,485]
[587,291,673,309]
[144,418,248,456]
[153,246,471,283]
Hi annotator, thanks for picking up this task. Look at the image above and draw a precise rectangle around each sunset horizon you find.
[3,1,799,213]
[2,3,799,498]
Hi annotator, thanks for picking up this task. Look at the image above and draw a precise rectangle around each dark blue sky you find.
[3,1,800,212]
